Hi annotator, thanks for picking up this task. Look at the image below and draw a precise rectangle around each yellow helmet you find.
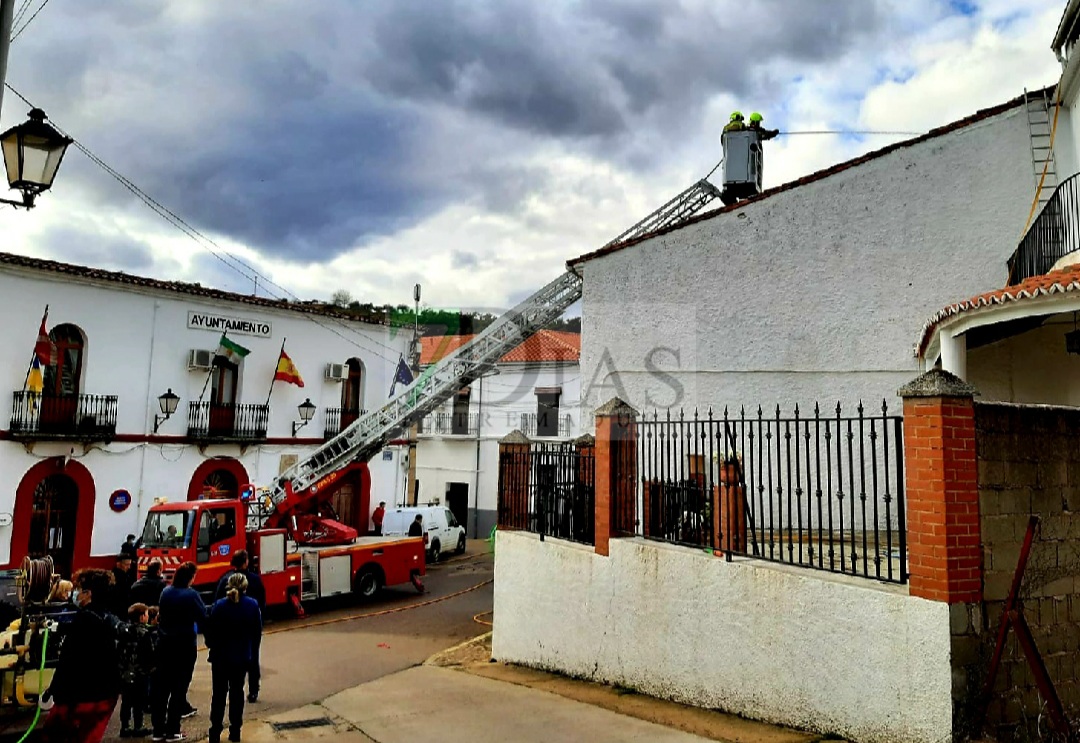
[750,112,763,123]
[729,111,744,122]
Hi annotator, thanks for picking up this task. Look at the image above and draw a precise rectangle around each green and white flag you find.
[216,333,251,364]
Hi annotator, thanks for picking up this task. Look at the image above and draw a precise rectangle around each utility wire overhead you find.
[10,0,50,42]
[3,81,409,365]
[779,129,923,136]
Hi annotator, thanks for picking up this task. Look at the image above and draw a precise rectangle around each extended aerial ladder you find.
[253,172,723,528]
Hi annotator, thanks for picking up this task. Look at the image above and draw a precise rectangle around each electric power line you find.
[10,0,50,43]
[779,130,922,136]
[3,82,409,365]
[10,0,35,31]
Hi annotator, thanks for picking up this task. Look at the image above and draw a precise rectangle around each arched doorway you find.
[28,475,79,578]
[187,458,249,501]
[11,459,96,576]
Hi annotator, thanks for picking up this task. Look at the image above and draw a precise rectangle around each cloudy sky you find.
[0,0,1063,313]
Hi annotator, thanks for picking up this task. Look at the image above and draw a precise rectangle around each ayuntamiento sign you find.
[187,311,272,338]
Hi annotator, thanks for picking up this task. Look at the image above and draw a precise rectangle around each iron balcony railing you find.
[628,403,907,585]
[324,408,366,438]
[519,412,572,438]
[9,392,118,439]
[417,412,479,436]
[1007,173,1080,285]
[187,401,268,441]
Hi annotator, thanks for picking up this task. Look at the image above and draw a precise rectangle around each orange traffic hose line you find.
[472,611,493,627]
[195,578,494,651]
[262,578,494,637]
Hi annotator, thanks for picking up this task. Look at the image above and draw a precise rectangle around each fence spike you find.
[835,401,842,416]
[881,398,888,415]
[794,403,800,418]
[814,401,820,417]
[857,400,864,416]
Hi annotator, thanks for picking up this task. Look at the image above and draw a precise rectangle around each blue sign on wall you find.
[109,490,131,513]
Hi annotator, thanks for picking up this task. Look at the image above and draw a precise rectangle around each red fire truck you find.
[137,474,425,614]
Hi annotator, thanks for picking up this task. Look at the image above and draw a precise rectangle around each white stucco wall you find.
[0,263,409,563]
[493,531,953,743]
[415,362,583,536]
[967,319,1080,405]
[577,106,1036,415]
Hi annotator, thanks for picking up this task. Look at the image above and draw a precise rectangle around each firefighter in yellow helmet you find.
[722,111,745,133]
[748,112,779,141]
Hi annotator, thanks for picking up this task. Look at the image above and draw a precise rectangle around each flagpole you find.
[266,337,286,407]
[24,303,48,386]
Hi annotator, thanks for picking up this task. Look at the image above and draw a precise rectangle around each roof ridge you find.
[569,85,1051,267]
[0,250,389,326]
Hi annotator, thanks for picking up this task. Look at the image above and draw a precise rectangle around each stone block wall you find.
[975,401,1080,737]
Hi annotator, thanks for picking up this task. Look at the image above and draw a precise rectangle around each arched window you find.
[342,358,364,414]
[44,324,84,397]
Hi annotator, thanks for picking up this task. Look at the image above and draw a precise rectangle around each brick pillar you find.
[898,369,981,603]
[593,397,638,557]
[497,430,531,530]
[717,462,747,554]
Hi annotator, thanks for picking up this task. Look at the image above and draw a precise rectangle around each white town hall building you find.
[0,252,410,577]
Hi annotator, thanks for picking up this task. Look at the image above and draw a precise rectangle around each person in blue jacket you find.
[151,561,206,741]
[213,550,266,702]
[206,572,262,743]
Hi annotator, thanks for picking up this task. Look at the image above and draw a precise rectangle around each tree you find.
[331,289,353,308]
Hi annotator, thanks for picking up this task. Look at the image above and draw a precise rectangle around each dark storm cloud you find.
[357,0,884,140]
[5,0,884,267]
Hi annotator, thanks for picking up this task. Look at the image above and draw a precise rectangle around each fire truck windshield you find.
[142,510,194,549]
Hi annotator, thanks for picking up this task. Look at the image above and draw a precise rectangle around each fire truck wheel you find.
[354,566,383,599]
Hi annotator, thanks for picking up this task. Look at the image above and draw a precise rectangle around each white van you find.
[382,506,466,562]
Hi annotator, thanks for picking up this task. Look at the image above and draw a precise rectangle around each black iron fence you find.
[187,401,268,440]
[1007,173,1079,285]
[324,407,366,438]
[498,441,595,545]
[632,403,907,584]
[9,392,118,439]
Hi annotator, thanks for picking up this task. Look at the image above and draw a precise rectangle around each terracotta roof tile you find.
[568,86,1052,268]
[0,251,388,325]
[915,263,1080,357]
[420,330,580,365]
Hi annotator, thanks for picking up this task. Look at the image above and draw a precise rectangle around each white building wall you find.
[578,107,1035,416]
[967,320,1080,405]
[493,531,953,743]
[415,363,582,538]
[0,264,409,565]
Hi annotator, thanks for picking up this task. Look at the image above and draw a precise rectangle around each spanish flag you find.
[274,348,304,387]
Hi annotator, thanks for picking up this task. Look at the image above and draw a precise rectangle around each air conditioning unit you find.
[325,363,347,381]
[188,348,215,370]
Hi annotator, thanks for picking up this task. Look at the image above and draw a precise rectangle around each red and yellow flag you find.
[274,349,304,387]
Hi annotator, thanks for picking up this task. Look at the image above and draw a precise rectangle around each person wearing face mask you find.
[39,568,121,743]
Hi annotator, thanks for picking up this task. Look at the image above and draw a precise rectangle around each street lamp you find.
[154,389,180,433]
[293,398,316,436]
[0,108,72,208]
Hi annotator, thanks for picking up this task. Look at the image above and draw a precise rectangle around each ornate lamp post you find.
[0,108,72,208]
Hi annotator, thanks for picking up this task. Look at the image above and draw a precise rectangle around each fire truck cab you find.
[139,498,426,611]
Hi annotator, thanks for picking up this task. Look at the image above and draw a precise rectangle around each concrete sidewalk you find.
[232,633,830,743]
[242,665,716,743]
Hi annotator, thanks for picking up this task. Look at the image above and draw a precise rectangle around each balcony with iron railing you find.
[9,392,118,440]
[187,401,268,441]
[1006,173,1079,285]
[520,412,572,439]
[323,407,367,438]
[417,412,479,436]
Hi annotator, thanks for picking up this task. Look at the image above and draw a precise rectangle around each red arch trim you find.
[187,458,250,501]
[7,458,96,571]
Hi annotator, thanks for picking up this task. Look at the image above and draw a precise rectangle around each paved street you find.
[100,545,495,742]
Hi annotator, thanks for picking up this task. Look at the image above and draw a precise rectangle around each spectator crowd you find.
[37,536,265,743]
